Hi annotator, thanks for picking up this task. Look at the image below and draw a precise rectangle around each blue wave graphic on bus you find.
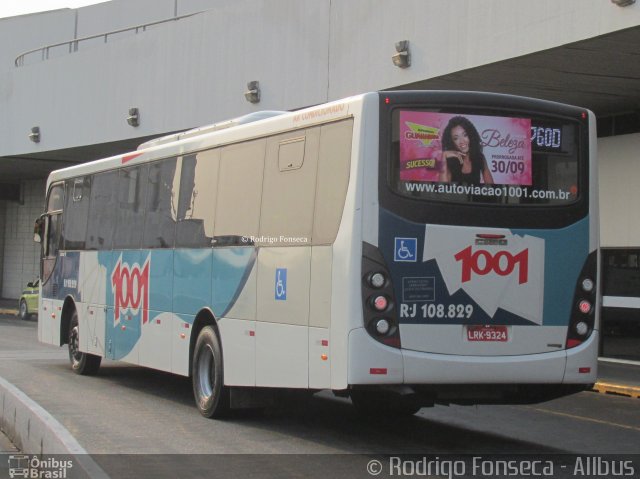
[99,247,256,360]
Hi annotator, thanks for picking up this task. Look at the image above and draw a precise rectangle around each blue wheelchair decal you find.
[275,268,287,300]
[394,237,417,262]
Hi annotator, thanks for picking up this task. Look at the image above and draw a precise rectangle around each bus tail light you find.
[567,338,582,349]
[380,336,401,348]
[575,321,589,335]
[362,242,401,349]
[581,278,594,293]
[372,295,389,312]
[375,319,391,335]
[578,300,592,315]
[566,251,598,349]
[369,272,386,289]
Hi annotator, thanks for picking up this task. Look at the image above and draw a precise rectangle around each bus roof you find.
[46,93,367,187]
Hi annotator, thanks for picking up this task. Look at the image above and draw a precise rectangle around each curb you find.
[0,309,18,316]
[592,381,640,399]
[0,376,109,478]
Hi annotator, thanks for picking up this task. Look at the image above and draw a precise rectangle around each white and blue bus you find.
[36,91,599,417]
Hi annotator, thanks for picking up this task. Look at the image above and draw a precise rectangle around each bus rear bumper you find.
[562,330,599,384]
[403,348,566,384]
[348,327,598,386]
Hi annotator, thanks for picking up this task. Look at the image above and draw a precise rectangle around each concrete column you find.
[1,180,45,299]
[0,200,5,297]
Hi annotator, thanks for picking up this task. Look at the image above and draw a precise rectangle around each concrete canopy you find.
[394,26,640,118]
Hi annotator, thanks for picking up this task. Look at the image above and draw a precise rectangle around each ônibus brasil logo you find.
[454,246,529,284]
[111,255,150,325]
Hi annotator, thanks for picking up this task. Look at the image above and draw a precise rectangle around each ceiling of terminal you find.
[1,26,638,184]
[397,26,640,118]
[0,136,158,182]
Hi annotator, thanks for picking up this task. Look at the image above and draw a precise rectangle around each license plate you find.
[467,325,508,342]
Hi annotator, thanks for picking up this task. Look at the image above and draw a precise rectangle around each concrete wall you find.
[1,0,640,157]
[327,0,640,99]
[0,203,5,296]
[0,10,76,70]
[2,0,330,156]
[6,0,224,69]
[599,133,640,249]
[76,0,176,38]
[75,0,238,37]
[1,180,45,299]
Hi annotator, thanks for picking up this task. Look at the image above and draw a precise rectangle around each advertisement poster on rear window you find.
[399,111,532,186]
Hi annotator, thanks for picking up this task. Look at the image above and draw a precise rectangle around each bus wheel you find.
[192,325,229,418]
[350,390,422,417]
[68,310,101,375]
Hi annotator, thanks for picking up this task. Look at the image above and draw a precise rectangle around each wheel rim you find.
[69,325,82,364]
[197,344,215,399]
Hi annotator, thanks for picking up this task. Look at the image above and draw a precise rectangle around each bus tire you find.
[192,325,229,418]
[68,310,101,375]
[350,390,421,417]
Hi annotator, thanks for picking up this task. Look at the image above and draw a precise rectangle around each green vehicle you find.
[18,279,39,320]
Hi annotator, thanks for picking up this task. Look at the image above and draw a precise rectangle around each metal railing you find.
[15,12,199,67]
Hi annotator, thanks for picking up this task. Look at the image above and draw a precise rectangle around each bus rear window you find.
[390,109,580,205]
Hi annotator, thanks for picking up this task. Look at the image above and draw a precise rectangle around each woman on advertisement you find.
[439,116,494,185]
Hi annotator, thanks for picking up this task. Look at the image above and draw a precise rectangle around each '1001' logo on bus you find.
[454,246,529,284]
[111,255,150,325]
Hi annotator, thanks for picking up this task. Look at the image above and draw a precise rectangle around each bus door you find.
[39,182,64,343]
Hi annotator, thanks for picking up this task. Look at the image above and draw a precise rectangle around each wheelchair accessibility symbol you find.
[275,268,287,300]
[394,238,417,262]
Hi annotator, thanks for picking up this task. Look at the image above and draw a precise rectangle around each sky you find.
[0,0,110,19]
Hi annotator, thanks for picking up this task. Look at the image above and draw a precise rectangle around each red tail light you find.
[578,300,592,314]
[566,338,582,349]
[373,295,388,311]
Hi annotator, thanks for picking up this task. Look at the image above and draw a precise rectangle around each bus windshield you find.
[390,108,580,205]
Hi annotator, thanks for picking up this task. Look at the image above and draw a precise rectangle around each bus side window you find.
[86,171,117,250]
[41,182,65,282]
[175,151,219,248]
[214,140,265,241]
[259,129,318,243]
[45,183,65,257]
[63,177,91,250]
[114,165,148,249]
[143,157,178,249]
[46,214,62,258]
[47,183,64,212]
[313,119,353,244]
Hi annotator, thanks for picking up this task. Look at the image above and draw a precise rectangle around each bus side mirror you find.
[33,216,44,243]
